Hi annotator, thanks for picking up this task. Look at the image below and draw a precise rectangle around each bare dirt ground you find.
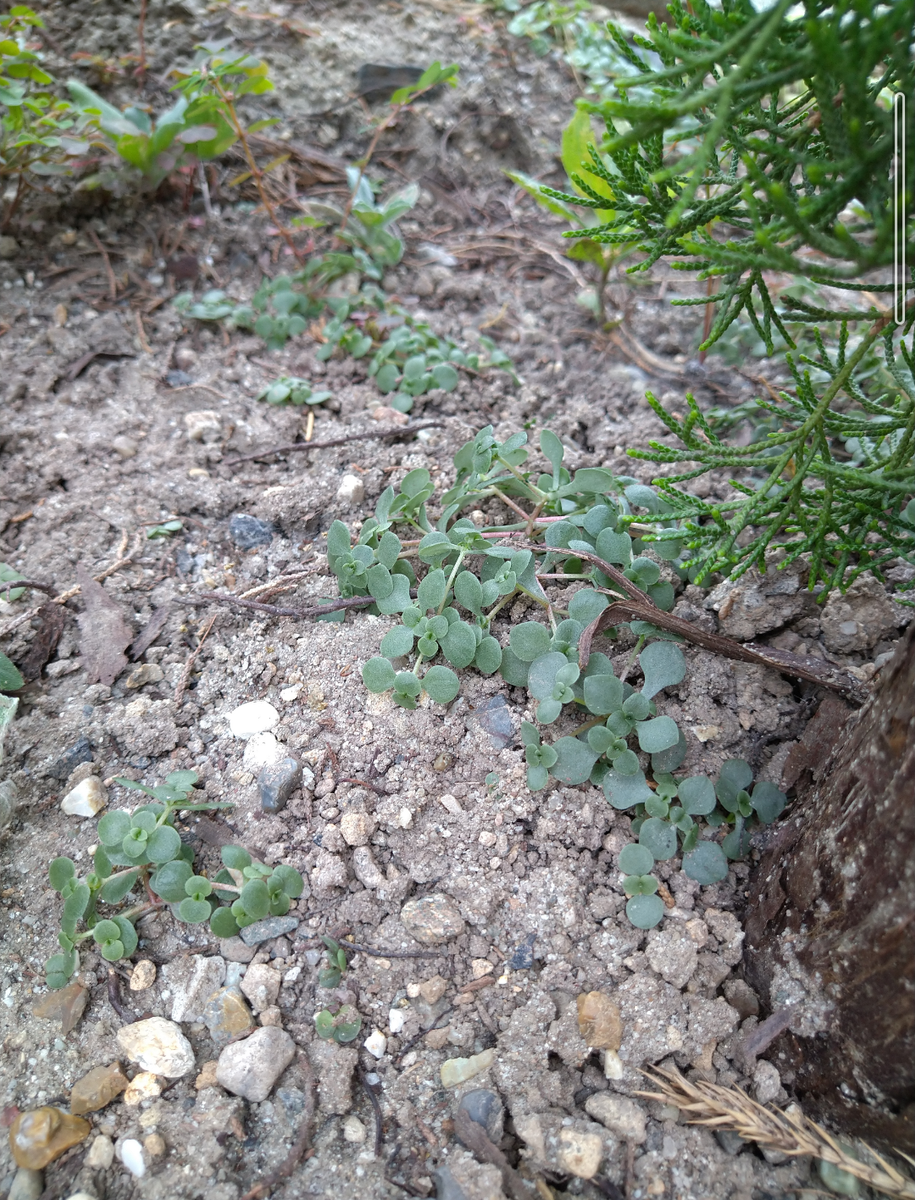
[0,3,909,1200]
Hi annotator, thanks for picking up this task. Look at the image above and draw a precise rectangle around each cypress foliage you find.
[547,0,915,594]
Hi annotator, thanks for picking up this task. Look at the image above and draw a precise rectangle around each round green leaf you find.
[678,775,717,815]
[717,758,753,807]
[431,362,459,391]
[619,843,654,875]
[417,568,447,612]
[131,810,158,834]
[651,729,687,773]
[474,636,502,675]
[454,571,483,615]
[146,824,182,864]
[440,621,477,669]
[149,859,193,903]
[380,625,415,658]
[509,622,552,663]
[101,939,125,962]
[751,781,787,824]
[636,715,679,754]
[603,769,654,809]
[48,857,76,893]
[611,749,640,775]
[98,810,132,847]
[221,845,252,871]
[626,894,665,929]
[622,692,651,721]
[527,652,568,700]
[423,665,460,704]
[682,841,729,885]
[179,897,213,924]
[99,868,140,904]
[362,656,397,693]
[112,916,138,957]
[587,725,616,755]
[639,817,678,861]
[583,674,623,715]
[93,919,121,945]
[568,588,609,626]
[270,865,304,899]
[639,640,686,699]
[185,874,213,900]
[394,671,421,697]
[498,646,530,687]
[210,907,240,938]
[93,846,112,879]
[376,362,400,393]
[551,736,599,785]
[240,878,270,920]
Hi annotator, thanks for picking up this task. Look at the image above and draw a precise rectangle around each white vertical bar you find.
[894,92,906,325]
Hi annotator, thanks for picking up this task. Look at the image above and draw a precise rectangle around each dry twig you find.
[637,1066,915,1200]
[225,419,444,467]
[174,613,217,706]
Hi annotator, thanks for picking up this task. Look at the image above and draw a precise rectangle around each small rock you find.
[425,1027,451,1050]
[195,1061,220,1090]
[371,405,409,426]
[336,473,365,505]
[9,1108,91,1170]
[69,1062,128,1115]
[129,960,157,991]
[202,987,256,1047]
[175,347,198,371]
[603,1050,624,1080]
[144,1132,166,1158]
[117,1137,146,1178]
[457,1089,504,1145]
[401,894,465,945]
[123,1072,163,1106]
[125,662,164,689]
[228,699,280,739]
[577,991,622,1050]
[645,925,699,989]
[471,959,493,980]
[821,575,901,653]
[259,1006,283,1027]
[467,695,514,749]
[239,915,299,946]
[723,978,760,1020]
[7,1168,43,1200]
[60,776,106,818]
[116,1017,196,1078]
[85,1134,115,1169]
[0,235,20,259]
[243,731,284,771]
[258,756,301,813]
[111,435,138,459]
[217,1026,296,1102]
[184,409,222,442]
[558,1128,604,1179]
[342,1115,367,1143]
[418,974,449,1005]
[48,737,93,781]
[714,1128,748,1156]
[353,845,385,889]
[220,936,257,963]
[165,369,194,388]
[340,811,375,847]
[228,513,274,550]
[32,982,88,1034]
[164,954,227,1023]
[509,933,536,969]
[388,1007,406,1034]
[240,964,281,1014]
[753,1060,781,1105]
[584,1093,647,1143]
[440,1049,495,1088]
[364,1029,387,1059]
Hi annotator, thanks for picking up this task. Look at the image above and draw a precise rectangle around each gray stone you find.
[163,954,227,1023]
[434,1165,469,1200]
[645,925,698,989]
[259,757,301,813]
[165,370,194,388]
[467,695,513,749]
[400,893,465,945]
[228,514,273,550]
[239,963,281,1013]
[202,987,256,1047]
[8,1167,43,1200]
[308,1037,357,1115]
[116,1017,195,1078]
[352,845,385,889]
[584,1092,647,1143]
[219,936,257,963]
[0,236,20,260]
[239,915,299,946]
[48,737,93,781]
[753,1059,782,1105]
[216,1026,295,1102]
[509,933,536,970]
[715,1129,748,1156]
[456,1089,504,1146]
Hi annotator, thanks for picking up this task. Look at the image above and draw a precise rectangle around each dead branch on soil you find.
[174,612,217,706]
[225,419,444,467]
[637,1066,915,1200]
[454,1107,535,1200]
[358,1061,385,1156]
[188,592,377,621]
[240,1054,315,1200]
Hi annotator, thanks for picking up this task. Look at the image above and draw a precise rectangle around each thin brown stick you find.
[188,592,377,620]
[453,1108,533,1200]
[0,579,56,598]
[240,1055,315,1200]
[106,967,135,1023]
[358,1062,384,1156]
[135,310,152,354]
[225,419,444,467]
[174,614,217,706]
[637,1066,915,1200]
[340,940,444,960]
[88,229,117,301]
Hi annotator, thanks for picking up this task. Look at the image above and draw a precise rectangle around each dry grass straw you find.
[637,1066,915,1199]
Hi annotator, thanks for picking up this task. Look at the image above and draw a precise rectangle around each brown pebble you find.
[144,1133,166,1157]
[577,991,622,1050]
[70,1062,128,1115]
[32,983,88,1034]
[9,1107,91,1169]
[424,1027,450,1050]
[195,1061,220,1090]
[432,753,454,772]
[129,960,157,991]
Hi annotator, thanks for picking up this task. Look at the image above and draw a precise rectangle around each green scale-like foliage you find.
[542,0,915,595]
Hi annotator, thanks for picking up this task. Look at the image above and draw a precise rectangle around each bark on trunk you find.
[744,623,915,1153]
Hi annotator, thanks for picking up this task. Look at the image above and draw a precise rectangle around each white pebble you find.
[388,1008,406,1034]
[280,686,300,702]
[342,1115,367,1143]
[336,473,365,505]
[117,1138,146,1178]
[60,776,106,817]
[364,1029,387,1059]
[183,410,222,443]
[242,731,284,770]
[228,700,280,739]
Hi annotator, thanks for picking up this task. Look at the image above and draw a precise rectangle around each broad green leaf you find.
[454,571,483,615]
[551,737,598,785]
[498,646,530,687]
[619,843,654,875]
[639,641,686,698]
[568,588,609,626]
[636,715,679,753]
[750,780,787,824]
[509,622,552,663]
[149,859,193,903]
[678,776,717,816]
[210,907,240,938]
[146,825,181,864]
[562,106,613,206]
[417,568,447,612]
[626,894,665,929]
[440,621,477,669]
[682,842,729,884]
[639,817,677,860]
[179,897,213,924]
[362,656,397,693]
[603,769,653,809]
[99,869,139,904]
[380,625,415,659]
[423,665,460,704]
[48,857,76,892]
[240,879,270,920]
[221,845,252,871]
[583,673,623,715]
[0,652,23,692]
